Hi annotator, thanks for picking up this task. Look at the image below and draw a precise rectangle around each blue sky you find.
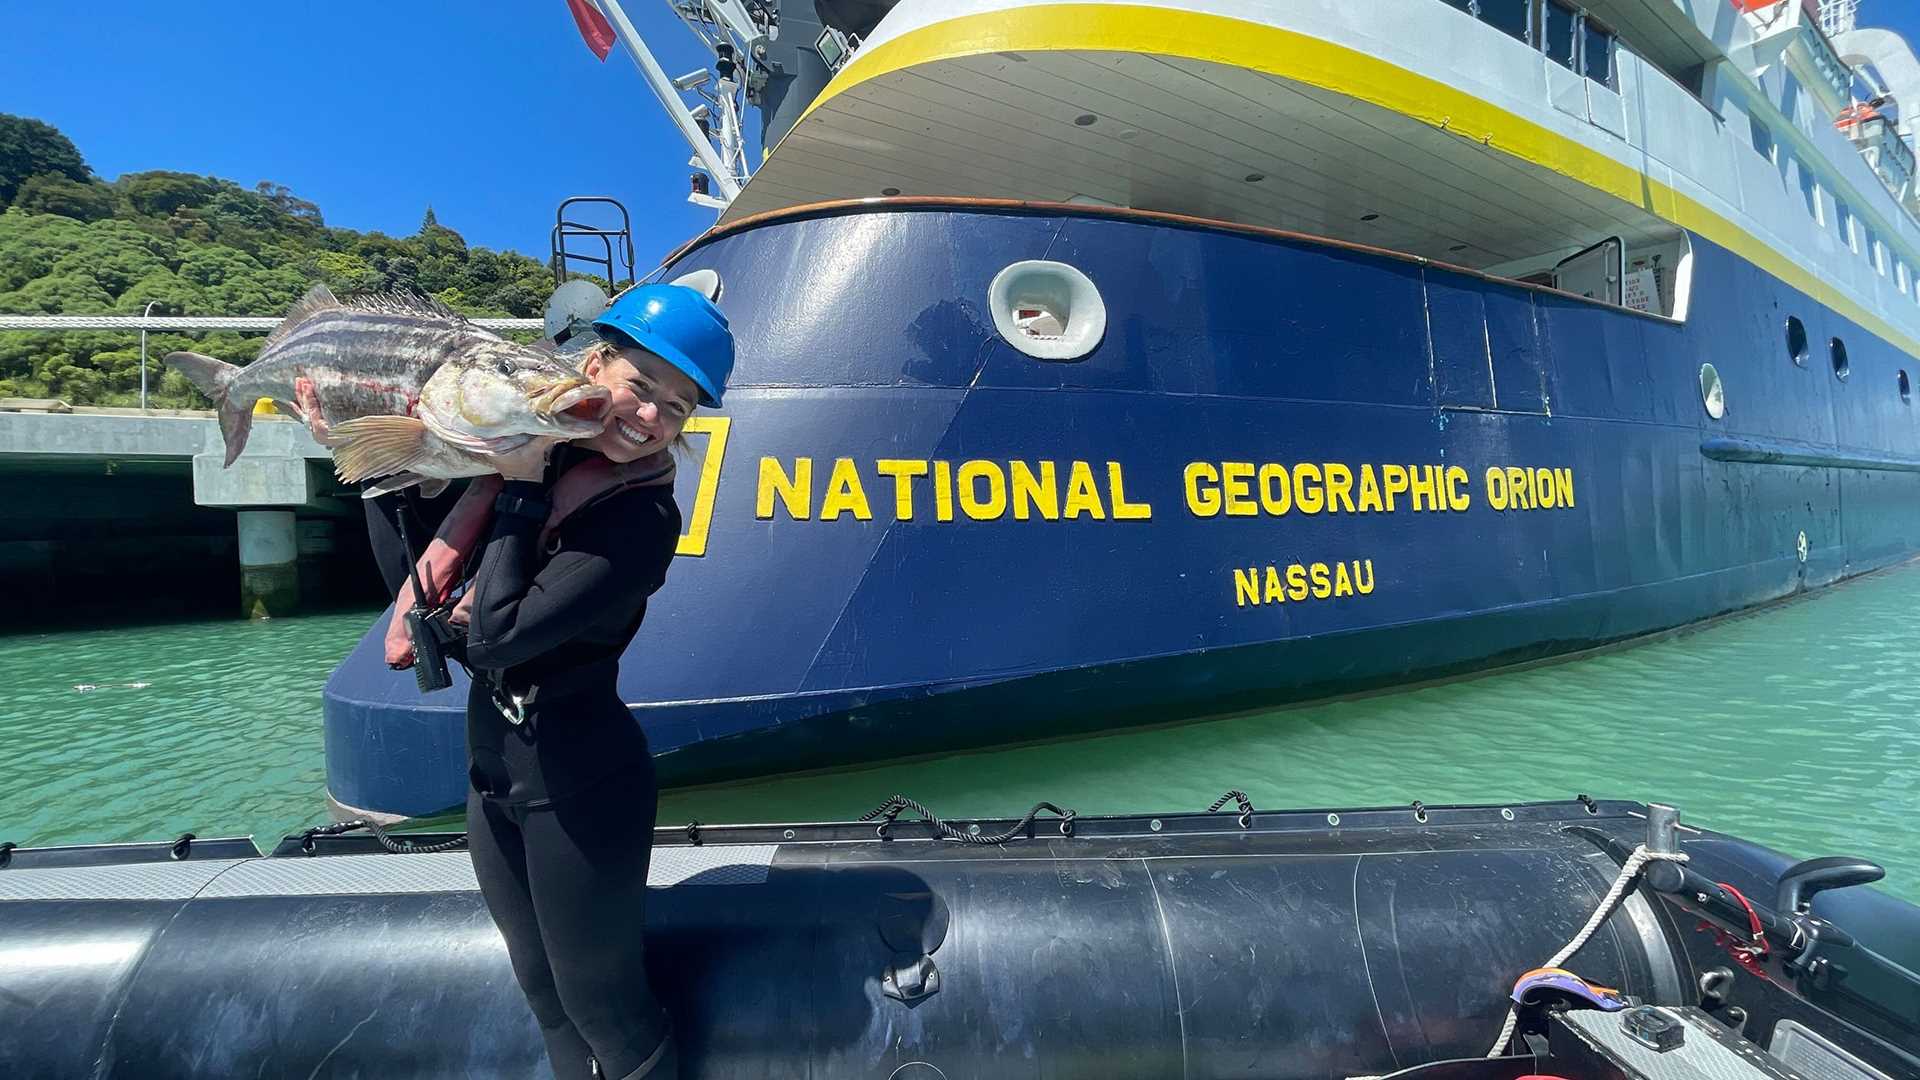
[6,2,1920,265]
[1864,5,1920,44]
[1,1,731,267]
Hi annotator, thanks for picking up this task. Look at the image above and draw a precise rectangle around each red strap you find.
[1692,881,1771,980]
[1719,882,1767,942]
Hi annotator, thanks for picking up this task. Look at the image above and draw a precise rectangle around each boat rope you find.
[1205,789,1255,828]
[860,794,1076,844]
[0,314,541,332]
[1484,843,1690,1057]
[297,818,469,856]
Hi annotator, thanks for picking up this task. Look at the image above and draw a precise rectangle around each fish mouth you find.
[530,381,612,430]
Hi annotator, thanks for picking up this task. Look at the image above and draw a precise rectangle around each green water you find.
[5,566,1918,902]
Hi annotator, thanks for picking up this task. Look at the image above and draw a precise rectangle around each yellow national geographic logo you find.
[675,415,732,557]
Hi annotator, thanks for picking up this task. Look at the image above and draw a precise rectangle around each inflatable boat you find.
[2,797,1915,1078]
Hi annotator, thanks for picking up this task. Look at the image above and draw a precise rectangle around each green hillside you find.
[0,114,560,407]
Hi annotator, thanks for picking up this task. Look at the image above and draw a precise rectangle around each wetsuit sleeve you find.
[463,483,677,670]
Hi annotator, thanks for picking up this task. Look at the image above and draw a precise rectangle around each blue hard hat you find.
[591,283,734,407]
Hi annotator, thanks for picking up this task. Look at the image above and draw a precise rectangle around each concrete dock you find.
[0,402,368,618]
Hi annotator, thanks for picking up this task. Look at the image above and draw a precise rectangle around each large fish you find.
[167,285,610,496]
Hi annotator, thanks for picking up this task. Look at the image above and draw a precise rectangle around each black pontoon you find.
[1,797,1915,1078]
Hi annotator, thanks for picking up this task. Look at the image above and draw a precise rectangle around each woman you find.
[312,284,732,1079]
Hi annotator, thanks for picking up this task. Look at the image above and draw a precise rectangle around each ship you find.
[326,0,1920,819]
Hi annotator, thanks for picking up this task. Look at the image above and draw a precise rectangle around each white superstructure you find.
[609,0,1920,356]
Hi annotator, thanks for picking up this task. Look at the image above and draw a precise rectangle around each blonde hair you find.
[583,340,693,457]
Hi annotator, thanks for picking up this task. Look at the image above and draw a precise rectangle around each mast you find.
[592,0,749,206]
[584,1,860,213]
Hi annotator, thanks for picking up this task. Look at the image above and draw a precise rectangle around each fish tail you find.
[165,351,252,466]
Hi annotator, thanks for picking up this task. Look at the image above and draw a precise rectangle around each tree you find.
[0,114,90,207]
[117,171,220,218]
[380,254,422,294]
[47,220,179,301]
[117,269,202,315]
[0,208,89,291]
[256,181,323,227]
[0,270,112,314]
[177,244,265,288]
[13,173,117,222]
[0,116,571,404]
[306,250,383,294]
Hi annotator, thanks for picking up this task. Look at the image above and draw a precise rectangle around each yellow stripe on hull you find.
[798,3,1920,360]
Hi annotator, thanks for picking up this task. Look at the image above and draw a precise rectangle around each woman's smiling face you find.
[577,343,701,462]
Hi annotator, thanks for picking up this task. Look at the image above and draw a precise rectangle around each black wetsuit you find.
[458,459,681,1080]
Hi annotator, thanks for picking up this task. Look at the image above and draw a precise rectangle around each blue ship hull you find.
[324,201,1920,818]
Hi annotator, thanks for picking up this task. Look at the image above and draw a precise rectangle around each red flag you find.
[566,0,616,61]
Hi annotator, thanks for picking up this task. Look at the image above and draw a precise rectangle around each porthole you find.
[1901,369,1912,404]
[1786,315,1808,366]
[1699,363,1725,419]
[987,260,1107,361]
[1831,337,1850,381]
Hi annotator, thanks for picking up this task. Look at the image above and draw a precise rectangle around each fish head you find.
[418,340,612,446]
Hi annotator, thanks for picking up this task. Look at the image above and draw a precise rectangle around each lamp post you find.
[139,300,157,410]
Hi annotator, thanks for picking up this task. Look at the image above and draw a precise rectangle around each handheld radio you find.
[394,506,455,693]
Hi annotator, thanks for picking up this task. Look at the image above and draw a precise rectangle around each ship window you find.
[1749,116,1776,163]
[1899,262,1911,294]
[1831,338,1850,381]
[1582,18,1616,87]
[1543,0,1577,70]
[1787,316,1809,366]
[1477,0,1531,45]
[1901,370,1912,404]
[1837,201,1857,252]
[1799,166,1823,224]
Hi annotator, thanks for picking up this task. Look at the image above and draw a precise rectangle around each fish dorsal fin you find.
[268,283,342,345]
[345,290,468,324]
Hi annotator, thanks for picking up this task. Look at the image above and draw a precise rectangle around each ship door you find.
[1553,238,1623,306]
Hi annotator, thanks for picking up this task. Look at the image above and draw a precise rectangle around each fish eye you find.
[496,359,516,376]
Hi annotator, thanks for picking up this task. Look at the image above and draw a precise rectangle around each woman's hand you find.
[294,377,330,444]
[448,587,476,628]
[382,477,503,669]
[384,608,415,669]
[492,438,556,482]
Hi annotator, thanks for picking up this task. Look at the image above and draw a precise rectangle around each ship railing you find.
[1838,113,1919,204]
[1852,117,1918,195]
